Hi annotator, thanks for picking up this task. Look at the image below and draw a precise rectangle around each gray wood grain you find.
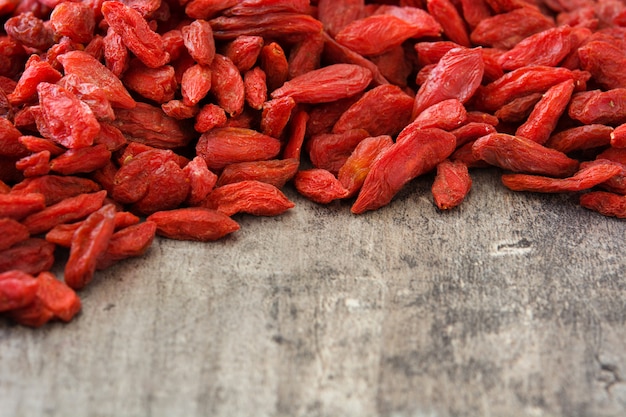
[1,169,625,417]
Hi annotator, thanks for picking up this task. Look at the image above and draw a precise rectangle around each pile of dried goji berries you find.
[2,0,626,326]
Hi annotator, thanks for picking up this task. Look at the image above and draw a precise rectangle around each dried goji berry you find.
[0,192,45,220]
[494,93,543,124]
[64,204,116,290]
[103,26,130,78]
[470,7,554,50]
[181,63,211,106]
[110,102,195,149]
[161,99,199,120]
[516,79,575,145]
[0,118,28,158]
[426,0,471,47]
[4,11,54,51]
[317,0,364,37]
[243,66,267,110]
[0,270,38,313]
[49,2,95,44]
[337,135,394,198]
[8,56,62,106]
[101,1,169,69]
[568,88,626,125]
[203,180,295,216]
[210,54,245,116]
[217,159,299,189]
[580,191,626,218]
[412,98,467,131]
[352,128,457,214]
[283,109,308,161]
[182,19,216,66]
[8,271,81,327]
[431,159,472,210]
[35,82,101,149]
[225,0,310,16]
[333,84,414,137]
[288,33,324,79]
[11,174,101,206]
[497,26,573,71]
[260,41,289,92]
[412,47,484,118]
[369,45,413,88]
[294,169,350,204]
[122,61,177,104]
[185,0,237,19]
[545,124,613,154]
[16,150,50,177]
[501,160,623,193]
[0,218,30,252]
[477,66,575,112]
[196,127,282,171]
[271,64,373,104]
[611,123,626,148]
[147,207,239,241]
[321,31,389,86]
[472,133,580,178]
[183,156,218,206]
[578,40,626,90]
[0,238,55,276]
[95,220,157,270]
[335,14,437,57]
[451,122,497,148]
[210,12,323,41]
[223,35,264,72]
[260,97,296,139]
[58,50,136,109]
[307,129,370,174]
[21,190,107,235]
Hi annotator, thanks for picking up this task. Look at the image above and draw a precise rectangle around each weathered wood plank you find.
[1,169,625,417]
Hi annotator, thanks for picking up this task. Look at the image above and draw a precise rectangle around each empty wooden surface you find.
[1,169,625,417]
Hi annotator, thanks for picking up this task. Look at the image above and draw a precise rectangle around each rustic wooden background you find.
[1,168,625,417]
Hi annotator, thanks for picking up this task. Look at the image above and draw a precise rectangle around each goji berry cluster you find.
[2,0,626,326]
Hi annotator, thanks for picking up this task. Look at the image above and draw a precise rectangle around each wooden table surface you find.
[1,168,625,417]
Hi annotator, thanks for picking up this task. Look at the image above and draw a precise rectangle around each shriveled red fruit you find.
[0,270,39,313]
[580,191,626,218]
[183,156,218,206]
[294,169,350,204]
[472,133,580,178]
[271,64,373,104]
[147,208,240,241]
[217,159,299,189]
[0,239,55,276]
[333,84,414,137]
[8,271,81,327]
[181,19,215,66]
[431,160,472,210]
[202,180,295,216]
[101,1,169,69]
[196,127,282,171]
[307,129,370,174]
[96,221,157,270]
[338,135,394,198]
[0,192,46,220]
[412,47,484,118]
[21,190,107,235]
[11,175,101,206]
[57,50,136,109]
[352,128,457,214]
[335,14,438,56]
[501,160,623,193]
[36,82,101,149]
